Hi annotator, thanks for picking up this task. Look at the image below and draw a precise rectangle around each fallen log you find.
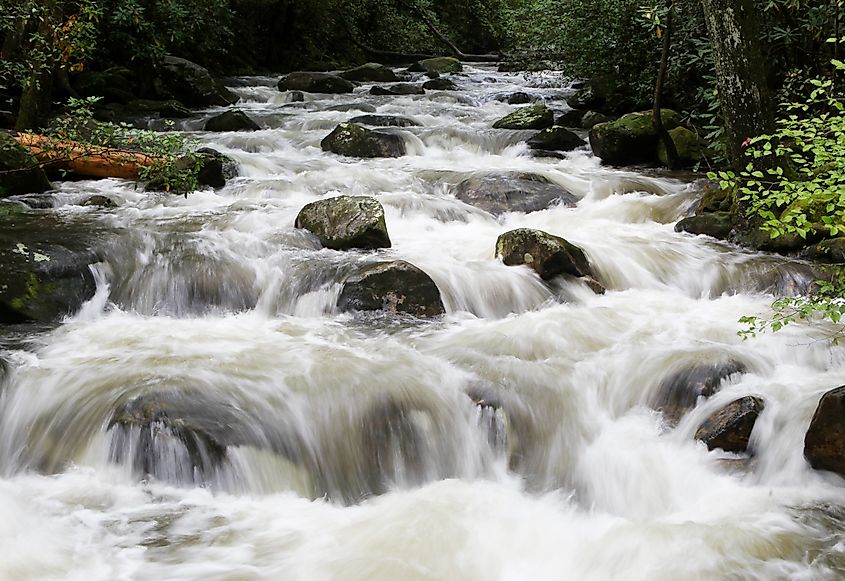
[14,132,162,180]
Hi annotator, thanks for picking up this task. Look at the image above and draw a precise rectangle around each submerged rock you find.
[338,260,445,317]
[422,78,458,91]
[156,55,239,107]
[695,396,765,453]
[295,195,391,250]
[349,114,419,127]
[278,72,355,94]
[204,109,260,132]
[324,102,377,113]
[369,83,425,96]
[589,110,681,166]
[804,386,845,478]
[0,132,52,198]
[321,123,406,158]
[496,228,592,280]
[653,359,746,426]
[340,63,398,82]
[526,126,586,152]
[492,104,554,130]
[408,57,463,74]
[453,172,578,216]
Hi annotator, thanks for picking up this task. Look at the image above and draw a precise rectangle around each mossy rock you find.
[156,55,239,107]
[589,109,680,166]
[699,186,733,213]
[0,132,52,198]
[408,57,462,74]
[657,126,708,167]
[295,195,390,250]
[802,238,845,263]
[675,212,733,240]
[695,396,765,453]
[340,63,398,82]
[349,115,419,128]
[581,111,614,130]
[495,228,593,280]
[321,123,405,158]
[526,126,586,152]
[555,109,586,128]
[338,260,445,317]
[492,104,554,130]
[734,226,818,254]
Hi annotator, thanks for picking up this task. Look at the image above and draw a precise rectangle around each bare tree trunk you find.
[700,0,774,168]
[654,0,678,169]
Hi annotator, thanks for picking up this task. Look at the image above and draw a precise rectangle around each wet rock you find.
[124,99,192,118]
[695,396,765,453]
[734,227,818,254]
[0,132,52,198]
[321,123,405,158]
[496,228,592,280]
[526,126,586,152]
[494,92,534,104]
[803,238,845,263]
[324,103,377,113]
[804,386,845,478]
[0,213,101,323]
[288,90,306,102]
[492,104,554,130]
[295,195,390,250]
[73,67,136,101]
[581,111,614,129]
[204,110,260,132]
[196,148,239,189]
[422,78,458,91]
[555,109,585,128]
[589,109,681,166]
[349,114,419,128]
[565,74,633,116]
[338,260,445,317]
[675,212,733,240]
[369,83,425,96]
[658,126,708,167]
[81,195,118,208]
[340,63,398,82]
[653,359,747,426]
[453,172,578,216]
[278,72,355,94]
[408,57,462,75]
[156,55,239,107]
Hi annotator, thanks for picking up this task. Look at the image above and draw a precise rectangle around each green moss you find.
[493,104,554,130]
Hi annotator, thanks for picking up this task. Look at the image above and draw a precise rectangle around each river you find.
[1,65,844,580]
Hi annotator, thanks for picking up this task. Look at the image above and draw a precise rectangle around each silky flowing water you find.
[1,66,845,580]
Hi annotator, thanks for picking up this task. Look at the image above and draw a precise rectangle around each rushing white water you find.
[1,66,844,580]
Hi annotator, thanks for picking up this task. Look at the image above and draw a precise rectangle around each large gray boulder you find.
[156,56,239,107]
[453,173,578,216]
[278,72,355,94]
[338,260,445,317]
[493,104,554,130]
[0,132,52,198]
[295,195,390,250]
[408,57,462,74]
[321,123,406,158]
[340,63,398,82]
[804,386,845,478]
[695,396,765,453]
[496,228,592,280]
[589,109,681,166]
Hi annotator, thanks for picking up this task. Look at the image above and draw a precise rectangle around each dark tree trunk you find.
[654,0,678,169]
[14,0,61,130]
[700,0,774,168]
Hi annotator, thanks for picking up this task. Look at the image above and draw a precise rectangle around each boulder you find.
[0,132,52,198]
[734,227,817,254]
[555,109,585,128]
[495,92,534,105]
[73,67,136,102]
[340,63,398,82]
[196,148,239,189]
[321,123,406,158]
[338,260,445,317]
[156,56,239,107]
[422,78,458,91]
[408,57,462,74]
[589,109,681,166]
[0,213,102,323]
[287,90,306,102]
[453,172,579,216]
[694,396,765,453]
[295,195,390,250]
[495,228,592,280]
[675,212,733,240]
[81,195,118,208]
[324,103,377,113]
[565,74,632,115]
[658,126,708,167]
[492,104,554,130]
[204,110,260,132]
[123,99,192,118]
[803,238,845,263]
[278,72,355,94]
[349,114,419,128]
[804,386,845,478]
[581,111,614,129]
[653,359,746,426]
[369,83,425,96]
[526,126,586,152]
